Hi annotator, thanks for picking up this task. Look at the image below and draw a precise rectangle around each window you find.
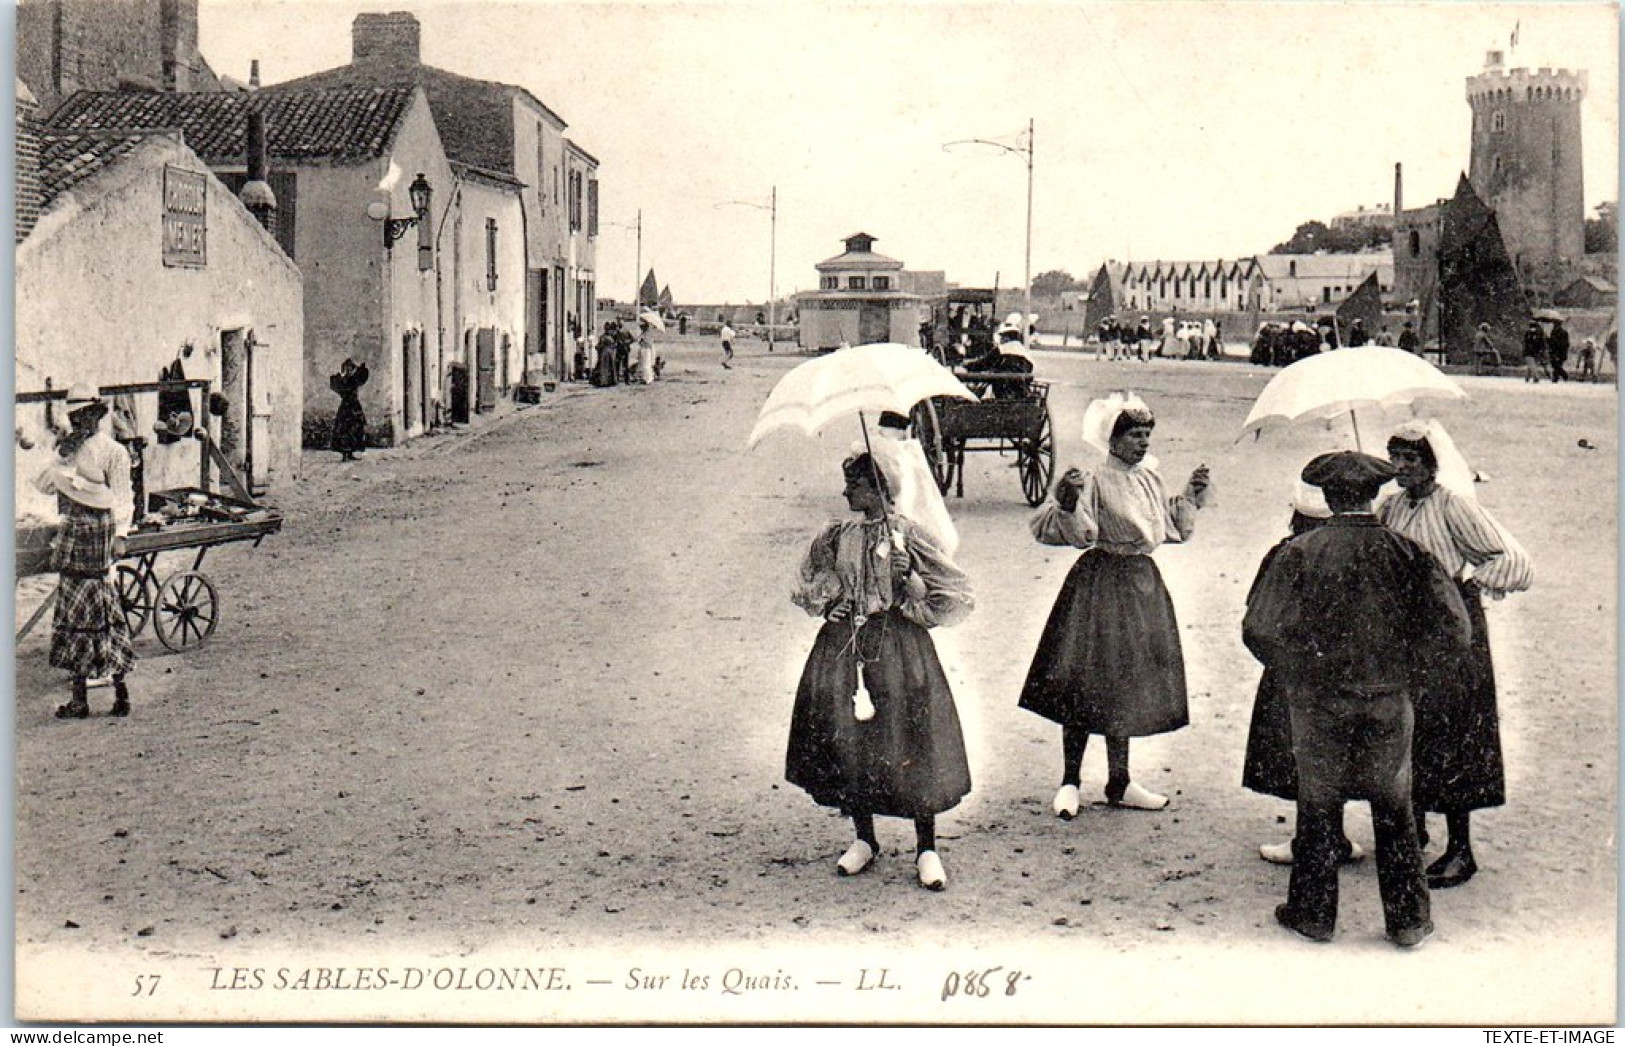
[587,179,598,236]
[873,276,890,291]
[568,171,582,231]
[1491,111,1506,133]
[848,276,866,290]
[1409,230,1421,257]
[1288,260,1297,277]
[1322,287,1332,304]
[821,275,838,290]
[486,218,499,291]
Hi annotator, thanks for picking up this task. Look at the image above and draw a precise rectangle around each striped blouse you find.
[1377,486,1533,596]
[1030,455,1199,556]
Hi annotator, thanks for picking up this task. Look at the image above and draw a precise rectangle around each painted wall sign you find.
[162,165,208,267]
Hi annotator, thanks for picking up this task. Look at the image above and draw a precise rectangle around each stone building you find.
[16,0,224,113]
[15,100,304,512]
[1465,50,1587,289]
[261,11,600,382]
[47,84,526,446]
[795,233,924,350]
[1394,50,1591,307]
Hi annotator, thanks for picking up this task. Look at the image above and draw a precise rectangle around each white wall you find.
[16,135,303,519]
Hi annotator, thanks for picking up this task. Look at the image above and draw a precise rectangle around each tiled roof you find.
[46,87,417,164]
[1254,252,1394,280]
[263,60,570,175]
[36,130,151,206]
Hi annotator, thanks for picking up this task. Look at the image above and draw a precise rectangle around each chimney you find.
[249,59,260,88]
[1393,162,1403,218]
[238,109,278,232]
[352,12,421,64]
[16,79,42,243]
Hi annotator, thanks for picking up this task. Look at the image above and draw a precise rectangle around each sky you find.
[197,0,1621,304]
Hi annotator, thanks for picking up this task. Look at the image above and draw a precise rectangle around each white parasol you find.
[746,342,976,449]
[1240,346,1466,450]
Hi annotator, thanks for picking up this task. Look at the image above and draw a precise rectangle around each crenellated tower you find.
[1465,50,1587,289]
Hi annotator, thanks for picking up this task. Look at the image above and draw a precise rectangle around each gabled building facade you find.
[47,84,493,446]
[795,233,924,350]
[262,11,600,382]
[16,87,304,512]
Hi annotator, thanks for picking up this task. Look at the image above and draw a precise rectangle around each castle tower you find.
[1465,50,1587,288]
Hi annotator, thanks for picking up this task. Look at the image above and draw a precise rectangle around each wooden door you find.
[859,304,890,345]
[475,328,497,412]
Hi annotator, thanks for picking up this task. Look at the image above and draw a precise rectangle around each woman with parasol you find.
[1019,392,1211,817]
[33,384,136,719]
[784,450,974,891]
[1380,419,1532,889]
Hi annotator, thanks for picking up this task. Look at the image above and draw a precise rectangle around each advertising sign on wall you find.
[162,165,207,267]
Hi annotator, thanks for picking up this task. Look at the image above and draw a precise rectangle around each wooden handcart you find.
[17,489,282,653]
[16,378,283,652]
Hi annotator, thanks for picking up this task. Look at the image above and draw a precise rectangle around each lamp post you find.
[715,186,778,352]
[367,172,433,251]
[604,211,643,316]
[944,120,1034,348]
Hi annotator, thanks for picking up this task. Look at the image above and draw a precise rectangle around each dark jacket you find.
[1243,514,1470,694]
[1547,325,1571,363]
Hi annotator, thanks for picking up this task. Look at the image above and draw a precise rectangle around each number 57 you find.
[132,974,161,997]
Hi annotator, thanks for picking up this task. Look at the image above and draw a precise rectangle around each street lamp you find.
[367,172,433,250]
[944,119,1034,348]
[715,186,778,352]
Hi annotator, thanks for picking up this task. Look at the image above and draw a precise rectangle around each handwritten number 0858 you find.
[941,967,1023,1001]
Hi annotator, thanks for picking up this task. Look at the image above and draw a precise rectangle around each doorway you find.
[219,328,253,488]
[475,328,496,412]
[402,330,419,436]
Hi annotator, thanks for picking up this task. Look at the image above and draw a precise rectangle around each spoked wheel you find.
[152,570,219,652]
[114,564,155,637]
[910,399,953,494]
[1020,411,1056,506]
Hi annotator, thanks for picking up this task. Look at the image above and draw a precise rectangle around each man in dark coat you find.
[1546,317,1571,382]
[1397,321,1420,354]
[1243,451,1471,949]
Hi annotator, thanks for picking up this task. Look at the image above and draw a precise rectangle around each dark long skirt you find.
[48,504,135,680]
[1242,668,1297,800]
[332,398,367,454]
[1018,550,1188,736]
[1412,581,1504,812]
[786,609,971,818]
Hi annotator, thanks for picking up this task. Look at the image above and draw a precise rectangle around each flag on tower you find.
[1510,20,1520,49]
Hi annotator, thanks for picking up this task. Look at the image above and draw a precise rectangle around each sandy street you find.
[12,335,1618,1024]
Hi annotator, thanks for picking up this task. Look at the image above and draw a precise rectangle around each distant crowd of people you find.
[580,317,663,388]
[1095,316,1224,361]
[1514,317,1615,384]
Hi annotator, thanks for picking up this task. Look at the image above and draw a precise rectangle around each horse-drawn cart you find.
[911,370,1055,507]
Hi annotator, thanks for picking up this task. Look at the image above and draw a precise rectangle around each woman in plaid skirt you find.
[33,385,136,719]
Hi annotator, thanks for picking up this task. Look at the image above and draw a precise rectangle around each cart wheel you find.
[114,565,155,637]
[152,571,219,652]
[1021,411,1056,507]
[910,399,953,494]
